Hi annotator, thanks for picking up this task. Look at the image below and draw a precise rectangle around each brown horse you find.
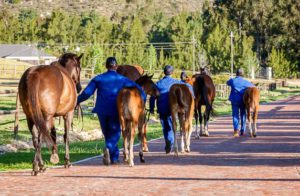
[18,53,82,175]
[117,64,152,152]
[186,73,215,137]
[169,84,194,155]
[116,64,144,81]
[117,74,159,166]
[243,87,260,137]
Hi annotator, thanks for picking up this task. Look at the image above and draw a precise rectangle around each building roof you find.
[0,44,56,59]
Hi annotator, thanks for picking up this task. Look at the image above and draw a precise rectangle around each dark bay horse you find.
[18,53,82,175]
[186,73,215,137]
[117,64,144,81]
[244,87,260,137]
[169,84,194,155]
[117,75,159,166]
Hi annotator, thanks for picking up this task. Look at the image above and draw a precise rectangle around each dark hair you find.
[236,68,244,76]
[106,57,117,68]
[180,71,187,80]
[164,65,174,75]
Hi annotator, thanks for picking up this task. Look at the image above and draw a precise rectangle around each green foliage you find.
[269,48,297,79]
[147,44,157,72]
[0,1,299,77]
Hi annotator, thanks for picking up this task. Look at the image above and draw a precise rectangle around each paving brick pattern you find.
[1,95,300,195]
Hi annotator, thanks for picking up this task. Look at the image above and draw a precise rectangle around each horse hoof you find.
[39,167,47,173]
[50,153,59,164]
[31,171,38,176]
[129,161,134,167]
[64,163,72,168]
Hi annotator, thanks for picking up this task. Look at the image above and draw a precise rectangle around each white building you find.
[0,44,57,65]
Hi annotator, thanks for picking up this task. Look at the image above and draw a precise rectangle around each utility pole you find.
[230,31,234,77]
[192,35,196,74]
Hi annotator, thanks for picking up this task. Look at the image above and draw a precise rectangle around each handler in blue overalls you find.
[149,65,183,154]
[227,68,254,137]
[77,57,146,165]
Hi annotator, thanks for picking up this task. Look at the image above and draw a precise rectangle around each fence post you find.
[14,92,19,140]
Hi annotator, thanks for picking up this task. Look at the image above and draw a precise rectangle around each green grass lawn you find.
[0,123,162,171]
[1,86,300,171]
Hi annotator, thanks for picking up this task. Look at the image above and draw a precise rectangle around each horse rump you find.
[243,87,260,137]
[117,87,145,166]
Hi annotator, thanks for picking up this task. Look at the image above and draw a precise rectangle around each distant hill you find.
[1,0,210,19]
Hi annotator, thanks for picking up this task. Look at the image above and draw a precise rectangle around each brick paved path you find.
[1,95,300,195]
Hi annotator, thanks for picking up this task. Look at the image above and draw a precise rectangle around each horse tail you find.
[197,76,213,113]
[27,72,53,148]
[175,86,187,108]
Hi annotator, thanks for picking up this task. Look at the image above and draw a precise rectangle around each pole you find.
[14,92,19,139]
[192,35,196,74]
[230,31,234,77]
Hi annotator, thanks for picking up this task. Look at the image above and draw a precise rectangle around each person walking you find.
[227,68,254,137]
[77,57,146,165]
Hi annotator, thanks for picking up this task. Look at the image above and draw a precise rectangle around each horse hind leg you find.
[178,113,185,153]
[202,107,209,137]
[171,112,179,156]
[123,120,130,163]
[247,108,253,137]
[138,117,145,163]
[47,118,59,165]
[30,124,41,176]
[194,107,199,139]
[63,112,74,168]
[253,107,258,138]
[128,121,137,167]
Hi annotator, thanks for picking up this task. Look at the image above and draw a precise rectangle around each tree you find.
[147,44,157,72]
[269,48,297,78]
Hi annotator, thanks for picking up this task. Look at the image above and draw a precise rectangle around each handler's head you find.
[106,57,117,70]
[164,65,174,75]
[236,68,244,77]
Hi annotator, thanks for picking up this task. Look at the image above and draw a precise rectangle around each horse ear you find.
[77,53,83,61]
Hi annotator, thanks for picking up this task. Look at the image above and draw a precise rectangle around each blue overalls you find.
[77,70,146,163]
[150,76,187,150]
[227,76,254,134]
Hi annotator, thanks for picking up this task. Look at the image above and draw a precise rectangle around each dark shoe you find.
[102,148,111,166]
[111,160,120,165]
[165,140,171,154]
[240,131,245,136]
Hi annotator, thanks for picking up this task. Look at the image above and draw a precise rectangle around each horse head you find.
[136,74,160,97]
[59,53,83,93]
[184,76,196,86]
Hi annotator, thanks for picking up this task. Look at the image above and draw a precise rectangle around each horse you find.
[116,64,151,152]
[117,74,159,166]
[169,84,194,155]
[116,64,144,81]
[185,73,215,137]
[243,87,260,137]
[18,53,82,175]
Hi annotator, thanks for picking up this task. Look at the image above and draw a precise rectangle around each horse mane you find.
[58,53,78,67]
[135,74,152,86]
